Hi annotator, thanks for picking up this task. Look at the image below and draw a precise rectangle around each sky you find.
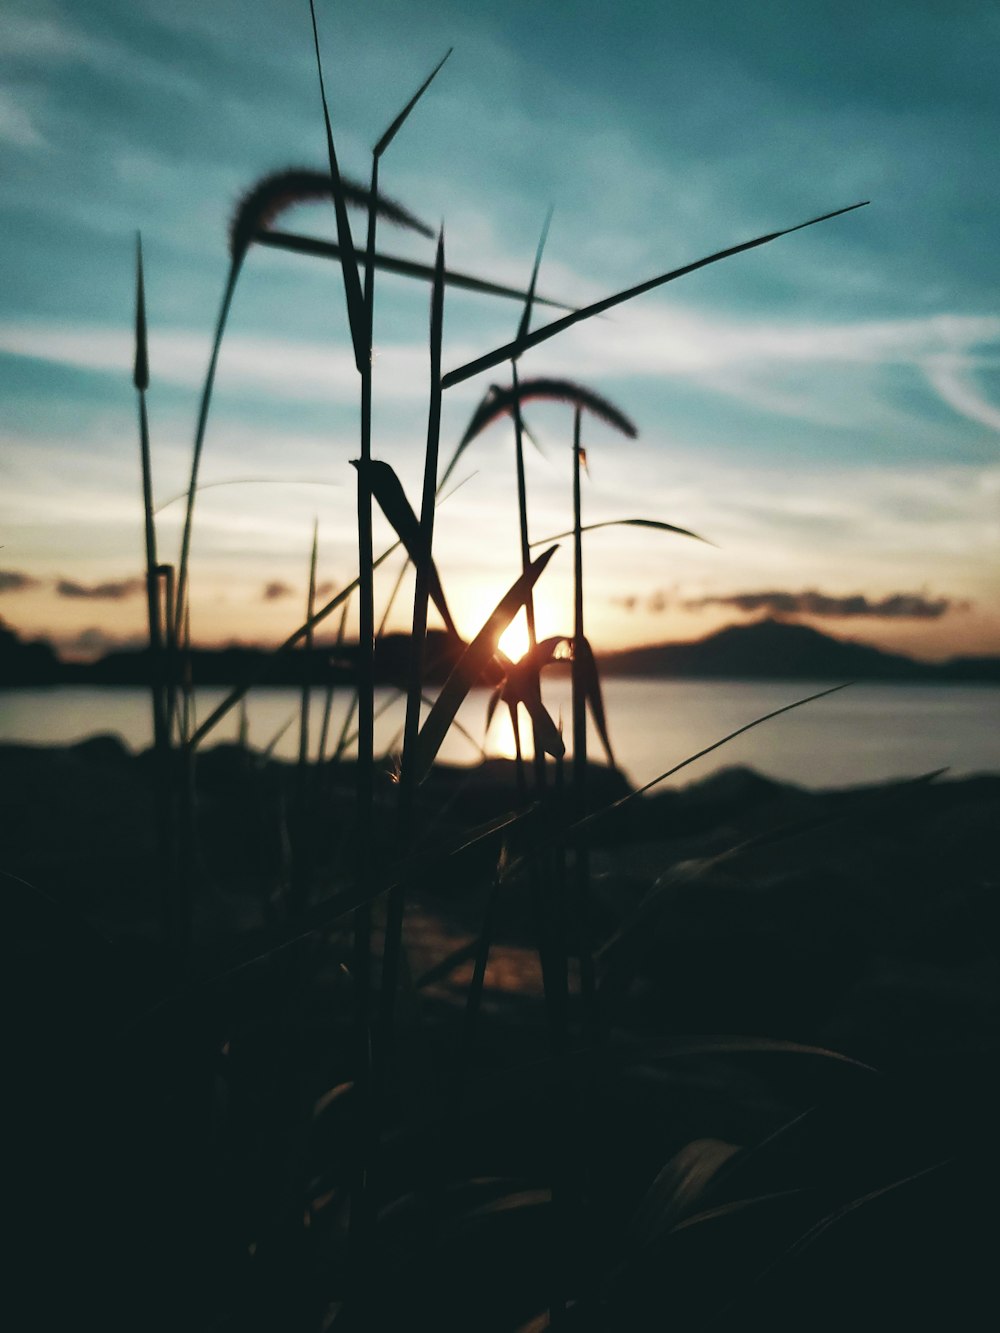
[1,0,999,662]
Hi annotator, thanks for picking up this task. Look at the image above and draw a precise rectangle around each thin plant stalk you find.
[133,236,173,952]
[133,236,166,755]
[290,522,319,916]
[571,406,597,1037]
[307,0,374,1262]
[298,521,319,774]
[379,231,445,1068]
[308,6,448,1268]
[159,563,178,745]
[317,597,351,764]
[173,257,241,644]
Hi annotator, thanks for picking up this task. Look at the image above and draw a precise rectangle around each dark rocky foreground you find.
[5,736,1000,1330]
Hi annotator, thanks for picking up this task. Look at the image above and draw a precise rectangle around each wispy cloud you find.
[6,306,1000,438]
[684,589,968,620]
[0,569,40,593]
[55,576,143,600]
[922,353,1000,434]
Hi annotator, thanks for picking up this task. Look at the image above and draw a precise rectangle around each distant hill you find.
[2,616,999,688]
[596,618,1000,683]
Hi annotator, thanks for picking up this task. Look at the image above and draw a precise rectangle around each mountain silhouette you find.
[2,616,998,688]
[596,617,1000,682]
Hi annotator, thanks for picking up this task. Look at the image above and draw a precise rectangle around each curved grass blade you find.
[573,683,853,840]
[625,1139,741,1251]
[442,201,870,389]
[532,516,714,546]
[500,635,570,760]
[576,635,615,768]
[441,377,637,490]
[355,457,460,640]
[781,1160,950,1260]
[412,546,559,782]
[519,671,565,760]
[154,477,342,515]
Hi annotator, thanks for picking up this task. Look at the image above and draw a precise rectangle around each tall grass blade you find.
[134,234,171,950]
[173,258,239,642]
[256,229,575,308]
[308,0,367,374]
[133,234,149,393]
[374,49,452,159]
[515,205,553,348]
[413,545,559,782]
[571,405,596,1038]
[379,232,447,1067]
[442,201,870,388]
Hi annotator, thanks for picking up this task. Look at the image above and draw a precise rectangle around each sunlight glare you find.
[498,610,530,662]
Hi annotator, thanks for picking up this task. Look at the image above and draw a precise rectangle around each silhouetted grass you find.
[42,14,959,1333]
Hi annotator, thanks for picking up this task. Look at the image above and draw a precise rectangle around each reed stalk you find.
[132,235,173,953]
[378,232,446,1069]
[571,407,597,1037]
[290,522,319,917]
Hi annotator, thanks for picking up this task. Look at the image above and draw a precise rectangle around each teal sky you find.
[2,0,999,660]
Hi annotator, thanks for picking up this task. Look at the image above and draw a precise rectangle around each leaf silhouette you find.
[442,201,869,389]
[442,377,637,489]
[532,516,713,547]
[256,230,575,310]
[374,49,452,159]
[412,546,559,782]
[308,0,367,374]
[353,459,459,641]
[577,634,615,768]
[515,206,553,349]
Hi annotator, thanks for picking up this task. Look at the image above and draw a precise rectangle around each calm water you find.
[2,678,997,790]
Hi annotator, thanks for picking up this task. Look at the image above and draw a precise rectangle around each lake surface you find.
[2,678,997,790]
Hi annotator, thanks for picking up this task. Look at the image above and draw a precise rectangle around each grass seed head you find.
[229,166,434,261]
